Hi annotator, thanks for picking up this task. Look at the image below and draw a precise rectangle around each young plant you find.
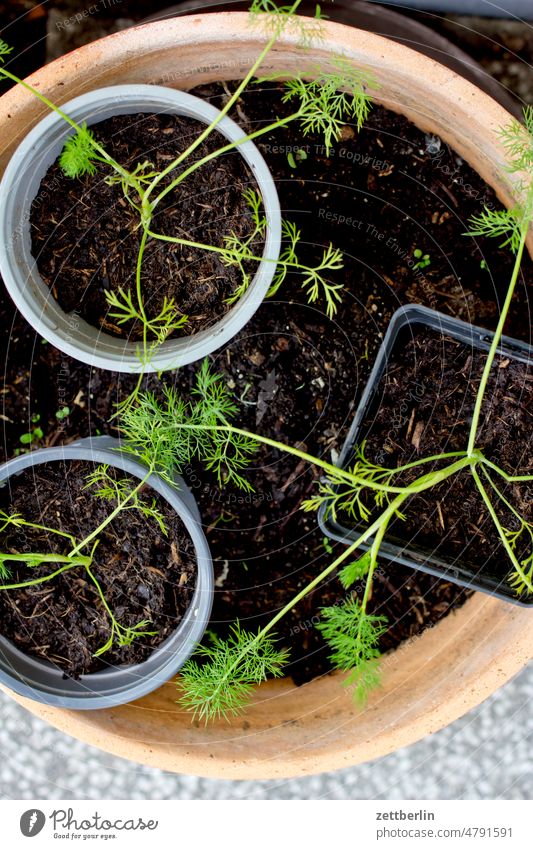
[120,366,472,719]
[19,413,44,448]
[0,0,377,378]
[413,248,431,270]
[0,463,168,657]
[118,106,533,721]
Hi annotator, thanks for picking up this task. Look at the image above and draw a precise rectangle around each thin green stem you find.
[0,558,88,590]
[173,421,473,495]
[111,370,146,421]
[171,421,441,493]
[352,521,390,671]
[135,227,151,366]
[84,561,121,630]
[0,552,87,565]
[68,471,152,557]
[133,227,150,323]
[360,520,387,615]
[480,466,533,538]
[0,518,76,543]
[150,112,298,210]
[467,225,529,455]
[144,0,303,206]
[0,68,131,181]
[471,466,533,593]
[145,231,228,255]
[478,455,533,483]
[372,451,468,477]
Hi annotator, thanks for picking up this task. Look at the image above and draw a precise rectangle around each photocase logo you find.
[20,809,46,837]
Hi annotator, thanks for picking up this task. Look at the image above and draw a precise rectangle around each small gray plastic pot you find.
[0,436,213,709]
[0,84,282,373]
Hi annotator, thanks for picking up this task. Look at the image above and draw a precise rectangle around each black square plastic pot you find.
[319,304,533,606]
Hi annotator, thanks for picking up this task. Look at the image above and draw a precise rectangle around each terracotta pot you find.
[0,437,214,709]
[142,0,520,116]
[1,13,532,778]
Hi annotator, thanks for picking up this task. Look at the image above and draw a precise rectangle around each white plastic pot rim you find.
[0,84,282,373]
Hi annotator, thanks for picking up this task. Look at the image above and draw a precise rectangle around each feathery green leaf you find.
[249,0,325,46]
[177,624,289,721]
[119,360,257,491]
[59,124,101,179]
[317,598,387,704]
[339,551,372,589]
[0,39,13,65]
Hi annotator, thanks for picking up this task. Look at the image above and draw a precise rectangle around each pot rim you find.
[0,84,282,373]
[319,304,533,605]
[0,436,214,709]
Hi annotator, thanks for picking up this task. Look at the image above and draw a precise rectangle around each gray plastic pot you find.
[0,84,282,373]
[0,436,213,709]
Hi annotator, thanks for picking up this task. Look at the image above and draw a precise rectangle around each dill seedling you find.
[157,199,346,319]
[116,106,533,721]
[316,598,387,704]
[265,56,375,156]
[121,365,472,719]
[0,463,171,657]
[84,463,169,536]
[59,124,102,178]
[0,2,377,380]
[119,359,258,492]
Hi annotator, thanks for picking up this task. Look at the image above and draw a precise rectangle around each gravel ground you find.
[1,664,532,798]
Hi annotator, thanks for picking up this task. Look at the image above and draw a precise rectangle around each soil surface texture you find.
[31,113,261,340]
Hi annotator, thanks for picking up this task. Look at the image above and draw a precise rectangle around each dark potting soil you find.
[30,113,261,340]
[3,82,532,685]
[0,461,197,676]
[353,328,533,589]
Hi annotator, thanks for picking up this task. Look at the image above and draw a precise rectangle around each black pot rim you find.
[319,304,533,606]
